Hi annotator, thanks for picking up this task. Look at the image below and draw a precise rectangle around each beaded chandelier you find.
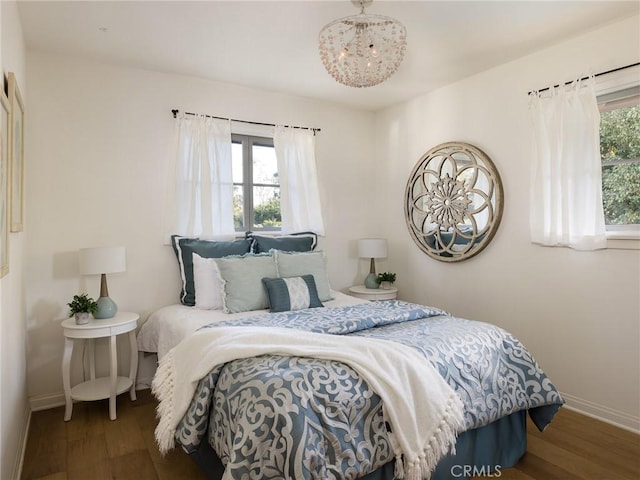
[318,0,407,88]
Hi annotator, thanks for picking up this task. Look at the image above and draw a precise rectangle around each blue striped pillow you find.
[262,275,324,313]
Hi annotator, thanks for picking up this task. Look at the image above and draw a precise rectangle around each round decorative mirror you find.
[404,142,503,262]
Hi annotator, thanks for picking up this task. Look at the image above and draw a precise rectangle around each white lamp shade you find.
[358,239,388,259]
[79,246,126,275]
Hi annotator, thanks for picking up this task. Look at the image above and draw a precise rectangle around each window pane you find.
[600,102,640,226]
[600,104,640,163]
[232,135,280,232]
[253,144,278,185]
[233,185,244,231]
[232,142,244,184]
[253,186,280,230]
[602,163,640,225]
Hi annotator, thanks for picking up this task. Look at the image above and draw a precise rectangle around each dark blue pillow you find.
[261,275,324,312]
[171,235,252,306]
[246,231,317,253]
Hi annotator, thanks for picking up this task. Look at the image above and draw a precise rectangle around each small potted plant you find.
[376,272,397,290]
[67,293,98,325]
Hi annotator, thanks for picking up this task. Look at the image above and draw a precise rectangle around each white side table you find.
[349,285,398,301]
[61,311,139,421]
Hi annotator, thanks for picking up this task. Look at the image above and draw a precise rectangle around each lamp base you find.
[94,296,118,319]
[364,273,379,289]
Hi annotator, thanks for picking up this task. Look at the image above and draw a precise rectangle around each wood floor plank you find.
[527,415,639,477]
[110,450,159,480]
[21,408,67,480]
[103,407,148,458]
[21,438,67,480]
[152,455,208,480]
[140,421,166,465]
[66,401,106,442]
[66,434,112,480]
[534,411,640,466]
[512,451,583,480]
[527,434,631,480]
[28,407,66,440]
[31,473,67,480]
[66,464,112,480]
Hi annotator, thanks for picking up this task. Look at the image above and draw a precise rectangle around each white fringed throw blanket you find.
[153,326,465,480]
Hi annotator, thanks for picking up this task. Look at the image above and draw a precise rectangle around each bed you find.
[138,235,564,480]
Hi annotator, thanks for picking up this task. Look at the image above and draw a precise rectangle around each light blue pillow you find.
[215,254,278,313]
[262,275,324,312]
[274,250,333,302]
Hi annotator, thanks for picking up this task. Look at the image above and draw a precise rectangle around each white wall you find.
[0,2,28,478]
[375,15,640,430]
[25,52,378,402]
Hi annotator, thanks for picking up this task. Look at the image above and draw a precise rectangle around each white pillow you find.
[192,253,223,310]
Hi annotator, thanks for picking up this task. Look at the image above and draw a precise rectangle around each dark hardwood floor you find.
[21,389,639,479]
[21,389,204,480]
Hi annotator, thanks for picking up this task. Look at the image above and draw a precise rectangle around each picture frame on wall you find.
[8,72,24,233]
[0,91,10,278]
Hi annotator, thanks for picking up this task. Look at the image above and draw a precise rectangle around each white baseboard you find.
[560,391,640,434]
[13,403,31,480]
[29,392,65,412]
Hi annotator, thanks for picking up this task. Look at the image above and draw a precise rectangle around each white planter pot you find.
[74,312,91,325]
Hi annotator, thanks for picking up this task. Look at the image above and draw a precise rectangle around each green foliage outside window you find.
[254,196,281,229]
[600,104,640,225]
[233,194,281,230]
[233,194,244,230]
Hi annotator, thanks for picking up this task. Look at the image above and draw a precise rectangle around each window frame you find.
[231,133,281,232]
[595,68,640,247]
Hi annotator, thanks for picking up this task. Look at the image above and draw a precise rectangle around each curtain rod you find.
[171,109,321,134]
[528,62,640,95]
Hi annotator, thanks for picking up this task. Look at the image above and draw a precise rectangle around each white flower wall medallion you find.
[405,142,504,262]
[424,173,473,230]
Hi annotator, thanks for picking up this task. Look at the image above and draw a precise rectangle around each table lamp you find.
[358,238,388,289]
[79,246,126,319]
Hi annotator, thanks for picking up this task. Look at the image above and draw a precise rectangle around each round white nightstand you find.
[61,311,139,421]
[349,285,398,301]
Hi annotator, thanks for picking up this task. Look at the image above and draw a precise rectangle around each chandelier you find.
[318,0,407,88]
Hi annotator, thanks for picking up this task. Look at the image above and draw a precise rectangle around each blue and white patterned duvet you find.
[174,301,563,479]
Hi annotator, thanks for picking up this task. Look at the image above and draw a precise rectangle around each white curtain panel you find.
[274,126,326,235]
[170,114,235,239]
[529,77,607,250]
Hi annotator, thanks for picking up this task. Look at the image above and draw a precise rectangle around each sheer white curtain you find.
[529,77,607,250]
[167,114,235,239]
[274,126,325,235]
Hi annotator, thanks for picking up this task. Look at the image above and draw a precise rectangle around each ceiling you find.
[17,0,640,111]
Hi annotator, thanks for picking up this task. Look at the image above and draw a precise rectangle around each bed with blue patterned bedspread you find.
[171,300,563,479]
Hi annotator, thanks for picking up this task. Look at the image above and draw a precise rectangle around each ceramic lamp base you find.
[364,273,379,289]
[95,296,118,319]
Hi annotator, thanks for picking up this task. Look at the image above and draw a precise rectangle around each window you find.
[232,134,281,231]
[598,86,640,232]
